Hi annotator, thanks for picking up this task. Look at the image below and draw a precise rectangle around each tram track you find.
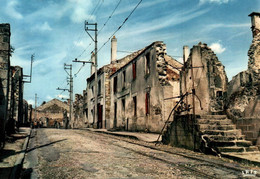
[83,130,250,178]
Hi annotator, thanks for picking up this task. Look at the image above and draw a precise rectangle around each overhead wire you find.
[97,0,143,53]
[73,0,122,77]
[98,0,122,35]
[72,0,142,78]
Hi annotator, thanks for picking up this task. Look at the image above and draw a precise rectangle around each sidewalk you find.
[0,127,31,179]
[85,128,161,143]
[86,128,260,167]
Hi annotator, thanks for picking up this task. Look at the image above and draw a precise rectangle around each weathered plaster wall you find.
[110,42,182,133]
[180,43,228,115]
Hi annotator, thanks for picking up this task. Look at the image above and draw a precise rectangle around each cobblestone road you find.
[22,128,259,179]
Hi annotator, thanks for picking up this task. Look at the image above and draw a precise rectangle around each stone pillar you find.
[91,52,95,75]
[249,12,260,38]
[183,46,189,63]
[111,36,117,63]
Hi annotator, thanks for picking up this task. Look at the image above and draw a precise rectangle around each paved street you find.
[21,128,259,179]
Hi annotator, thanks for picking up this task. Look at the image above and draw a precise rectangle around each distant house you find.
[33,98,69,128]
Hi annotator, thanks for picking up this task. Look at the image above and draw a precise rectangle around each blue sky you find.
[0,0,259,105]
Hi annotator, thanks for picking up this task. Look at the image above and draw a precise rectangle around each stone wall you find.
[162,115,200,151]
[235,117,260,145]
[0,24,10,146]
[109,41,182,133]
[227,32,260,145]
[180,43,228,115]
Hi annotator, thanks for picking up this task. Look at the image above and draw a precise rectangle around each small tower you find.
[111,36,117,63]
[249,12,260,38]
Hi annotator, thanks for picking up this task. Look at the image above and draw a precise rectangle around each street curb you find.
[9,128,32,179]
[86,129,139,140]
[222,153,260,168]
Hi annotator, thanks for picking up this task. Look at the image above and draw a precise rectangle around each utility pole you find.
[84,21,98,127]
[23,54,34,83]
[57,64,73,129]
[34,93,37,122]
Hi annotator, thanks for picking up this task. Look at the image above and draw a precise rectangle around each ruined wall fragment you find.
[180,43,228,115]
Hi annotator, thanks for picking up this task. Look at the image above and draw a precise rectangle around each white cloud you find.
[74,41,86,48]
[6,0,23,19]
[209,42,226,54]
[57,94,69,99]
[68,0,95,23]
[41,22,52,31]
[116,7,209,38]
[33,22,52,32]
[200,0,231,4]
[27,99,35,106]
[46,95,53,100]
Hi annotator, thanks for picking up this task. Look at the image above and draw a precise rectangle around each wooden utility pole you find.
[34,93,37,121]
[84,21,98,127]
[57,64,73,129]
[23,54,34,83]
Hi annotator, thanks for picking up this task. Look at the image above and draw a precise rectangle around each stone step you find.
[197,119,232,125]
[199,115,227,120]
[218,146,259,153]
[211,140,252,147]
[218,147,247,153]
[202,129,242,137]
[207,135,245,141]
[198,124,236,131]
[246,146,259,152]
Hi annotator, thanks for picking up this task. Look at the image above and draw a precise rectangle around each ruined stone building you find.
[85,36,144,129]
[33,98,69,128]
[163,40,259,154]
[0,24,10,147]
[73,93,86,128]
[180,43,228,115]
[227,12,260,145]
[109,41,182,132]
[6,66,24,134]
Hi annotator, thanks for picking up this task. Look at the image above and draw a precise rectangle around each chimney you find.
[249,12,260,38]
[111,36,117,63]
[183,46,190,63]
[91,52,95,75]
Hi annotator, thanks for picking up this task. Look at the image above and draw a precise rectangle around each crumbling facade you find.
[73,93,86,128]
[180,43,228,115]
[109,41,182,132]
[227,12,260,145]
[0,24,10,147]
[33,98,69,128]
[163,42,259,154]
[85,36,144,129]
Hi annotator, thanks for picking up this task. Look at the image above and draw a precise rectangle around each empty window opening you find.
[122,70,126,89]
[114,102,117,128]
[216,91,223,97]
[91,86,94,96]
[145,92,150,115]
[113,76,117,94]
[132,62,136,80]
[145,53,150,75]
[98,80,101,95]
[122,98,125,111]
[133,96,137,117]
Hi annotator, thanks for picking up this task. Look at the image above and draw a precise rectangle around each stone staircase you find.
[197,115,259,153]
